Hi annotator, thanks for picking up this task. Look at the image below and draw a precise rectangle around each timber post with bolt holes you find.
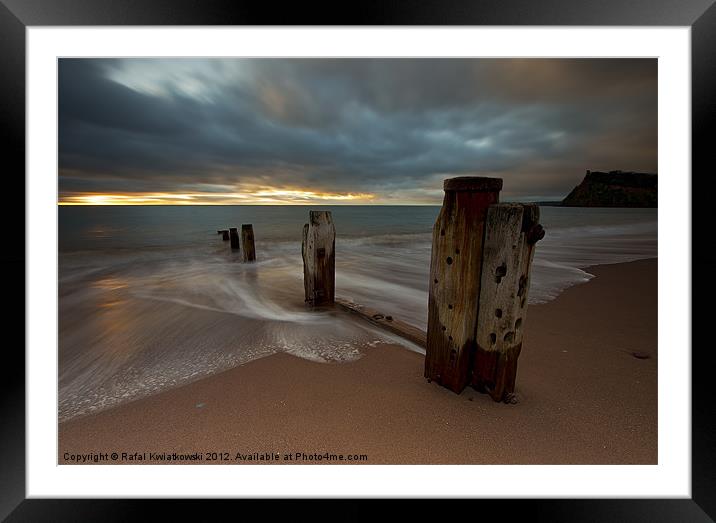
[472,203,543,402]
[425,176,502,394]
[241,224,256,262]
[302,210,335,307]
[229,227,240,250]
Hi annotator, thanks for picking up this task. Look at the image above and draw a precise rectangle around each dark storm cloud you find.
[58,58,657,202]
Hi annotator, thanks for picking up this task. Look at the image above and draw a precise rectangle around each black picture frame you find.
[2,1,712,520]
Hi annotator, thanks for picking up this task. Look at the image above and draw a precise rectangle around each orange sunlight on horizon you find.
[59,189,377,206]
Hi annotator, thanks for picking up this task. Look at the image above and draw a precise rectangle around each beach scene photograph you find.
[58,58,657,465]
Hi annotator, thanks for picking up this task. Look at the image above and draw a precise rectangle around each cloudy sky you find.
[58,58,657,205]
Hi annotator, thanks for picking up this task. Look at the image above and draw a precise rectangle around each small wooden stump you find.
[425,176,502,394]
[241,224,256,262]
[229,227,240,251]
[219,229,230,241]
[302,211,335,306]
[472,203,543,402]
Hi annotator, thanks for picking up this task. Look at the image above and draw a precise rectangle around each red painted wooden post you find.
[424,176,502,394]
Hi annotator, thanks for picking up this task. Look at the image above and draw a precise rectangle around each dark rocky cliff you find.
[561,170,657,208]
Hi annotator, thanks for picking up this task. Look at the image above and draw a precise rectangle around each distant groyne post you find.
[229,227,240,251]
[425,176,502,394]
[302,210,335,307]
[219,229,230,241]
[472,203,544,402]
[241,224,256,262]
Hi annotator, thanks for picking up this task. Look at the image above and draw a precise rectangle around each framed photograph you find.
[4,0,711,520]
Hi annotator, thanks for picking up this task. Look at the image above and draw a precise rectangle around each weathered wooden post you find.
[425,176,502,393]
[472,203,543,402]
[219,229,230,241]
[241,224,256,262]
[229,227,240,251]
[302,211,335,307]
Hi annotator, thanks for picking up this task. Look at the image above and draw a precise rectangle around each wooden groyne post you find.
[425,176,502,394]
[335,298,427,348]
[241,224,256,262]
[229,227,240,251]
[219,229,230,241]
[302,210,335,307]
[472,203,543,402]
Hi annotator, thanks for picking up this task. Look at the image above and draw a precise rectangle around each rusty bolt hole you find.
[434,278,438,284]
[495,263,507,283]
[495,308,503,318]
[446,256,453,265]
[448,335,453,341]
[489,333,497,345]
[440,229,445,236]
[372,314,384,320]
[448,304,453,310]
[455,248,460,254]
[517,275,528,297]
[441,325,446,331]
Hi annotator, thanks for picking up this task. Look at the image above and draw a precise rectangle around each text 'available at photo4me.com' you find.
[63,450,370,463]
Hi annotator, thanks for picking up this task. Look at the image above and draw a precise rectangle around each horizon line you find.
[58,200,564,207]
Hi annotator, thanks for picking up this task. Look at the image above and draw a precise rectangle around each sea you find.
[58,205,657,421]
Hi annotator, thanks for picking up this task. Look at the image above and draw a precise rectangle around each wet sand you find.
[59,258,657,464]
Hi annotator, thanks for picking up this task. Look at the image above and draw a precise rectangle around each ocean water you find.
[58,205,657,421]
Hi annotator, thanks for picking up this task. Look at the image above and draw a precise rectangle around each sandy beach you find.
[58,258,657,465]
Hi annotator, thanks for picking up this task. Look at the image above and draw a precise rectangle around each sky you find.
[58,58,657,205]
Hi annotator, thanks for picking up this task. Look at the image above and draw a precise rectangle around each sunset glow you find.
[59,189,377,206]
